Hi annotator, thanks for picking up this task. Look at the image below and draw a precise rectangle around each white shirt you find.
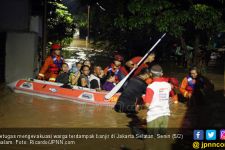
[145,78,171,122]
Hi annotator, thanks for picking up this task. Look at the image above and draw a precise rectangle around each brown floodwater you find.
[0,76,224,150]
[1,86,221,128]
[0,85,187,128]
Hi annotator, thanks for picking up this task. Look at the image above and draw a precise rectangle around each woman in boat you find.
[77,65,90,88]
[102,71,116,91]
[69,63,81,85]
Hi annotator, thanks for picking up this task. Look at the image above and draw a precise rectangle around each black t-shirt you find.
[114,77,147,113]
[56,72,69,84]
[90,79,99,89]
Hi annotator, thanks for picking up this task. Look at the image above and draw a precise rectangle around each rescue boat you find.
[12,79,120,106]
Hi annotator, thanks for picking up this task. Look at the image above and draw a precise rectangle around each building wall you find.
[0,33,6,82]
[0,0,29,32]
[5,32,38,83]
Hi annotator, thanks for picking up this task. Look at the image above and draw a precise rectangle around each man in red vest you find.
[38,44,64,82]
[119,53,155,79]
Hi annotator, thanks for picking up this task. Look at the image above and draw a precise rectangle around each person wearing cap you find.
[104,54,124,82]
[144,64,171,135]
[38,43,64,82]
[119,53,155,79]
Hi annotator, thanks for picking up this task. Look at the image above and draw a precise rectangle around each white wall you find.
[5,32,38,83]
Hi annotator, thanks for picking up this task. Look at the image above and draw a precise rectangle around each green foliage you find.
[191,4,222,30]
[47,0,76,46]
[77,0,225,58]
[74,13,87,28]
[115,0,225,39]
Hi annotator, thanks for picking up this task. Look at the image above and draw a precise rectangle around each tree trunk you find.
[193,34,200,65]
[180,36,187,52]
[180,36,188,67]
[193,34,207,73]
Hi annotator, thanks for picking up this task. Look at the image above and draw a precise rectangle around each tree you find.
[114,0,225,69]
[47,0,76,46]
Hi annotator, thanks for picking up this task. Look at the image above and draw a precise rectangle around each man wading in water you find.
[114,68,151,138]
[114,68,150,113]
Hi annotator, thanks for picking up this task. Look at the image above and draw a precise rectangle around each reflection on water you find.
[62,46,112,69]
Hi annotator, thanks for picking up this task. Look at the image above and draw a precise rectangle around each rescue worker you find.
[119,53,155,80]
[104,54,124,82]
[38,43,64,82]
[180,67,199,99]
[180,66,206,106]
[144,64,171,135]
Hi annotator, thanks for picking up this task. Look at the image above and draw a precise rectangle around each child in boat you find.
[56,63,70,84]
[77,65,90,88]
[104,54,124,82]
[102,71,116,91]
[69,63,81,85]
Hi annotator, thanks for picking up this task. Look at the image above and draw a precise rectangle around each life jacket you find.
[119,66,129,76]
[49,55,64,74]
[107,63,120,82]
[186,76,195,91]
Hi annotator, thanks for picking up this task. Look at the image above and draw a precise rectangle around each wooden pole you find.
[42,0,47,62]
[87,5,90,44]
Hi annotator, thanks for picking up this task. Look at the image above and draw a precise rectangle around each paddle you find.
[105,33,167,100]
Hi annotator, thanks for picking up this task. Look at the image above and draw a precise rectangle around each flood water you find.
[0,39,224,149]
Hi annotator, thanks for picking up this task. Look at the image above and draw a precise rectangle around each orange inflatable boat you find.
[13,79,120,106]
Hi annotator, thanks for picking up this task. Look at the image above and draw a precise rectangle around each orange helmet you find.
[114,55,124,62]
[51,43,61,50]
